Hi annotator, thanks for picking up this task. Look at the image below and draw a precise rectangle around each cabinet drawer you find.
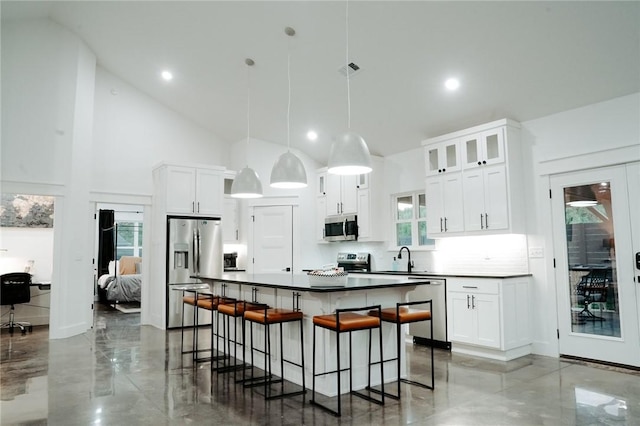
[448,279,500,294]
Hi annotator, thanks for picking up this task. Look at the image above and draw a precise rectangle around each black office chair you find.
[1,273,33,335]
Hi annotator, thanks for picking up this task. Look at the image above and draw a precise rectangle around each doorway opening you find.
[94,203,144,317]
[0,194,55,334]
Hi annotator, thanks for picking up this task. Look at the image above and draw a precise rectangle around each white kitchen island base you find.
[198,273,431,397]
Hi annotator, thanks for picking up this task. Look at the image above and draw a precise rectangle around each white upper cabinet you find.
[462,165,509,232]
[422,119,524,237]
[461,128,505,169]
[425,174,464,236]
[326,173,358,216]
[156,164,225,216]
[315,156,386,242]
[425,139,461,176]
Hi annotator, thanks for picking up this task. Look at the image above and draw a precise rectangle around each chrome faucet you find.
[398,246,413,273]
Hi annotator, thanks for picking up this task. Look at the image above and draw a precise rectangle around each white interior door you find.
[252,205,293,274]
[551,164,640,367]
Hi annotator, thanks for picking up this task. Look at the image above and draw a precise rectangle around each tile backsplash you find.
[432,234,529,274]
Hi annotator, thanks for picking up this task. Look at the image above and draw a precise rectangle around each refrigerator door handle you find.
[192,228,198,276]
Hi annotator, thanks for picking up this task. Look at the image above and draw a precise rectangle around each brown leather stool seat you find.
[367,300,435,399]
[310,306,385,417]
[370,307,432,323]
[242,294,306,401]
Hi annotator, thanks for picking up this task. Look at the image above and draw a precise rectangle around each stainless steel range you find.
[336,252,371,272]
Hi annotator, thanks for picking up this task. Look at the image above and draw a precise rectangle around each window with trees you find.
[392,191,435,248]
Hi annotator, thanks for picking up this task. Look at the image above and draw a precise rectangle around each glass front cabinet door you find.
[462,128,505,169]
[425,140,461,176]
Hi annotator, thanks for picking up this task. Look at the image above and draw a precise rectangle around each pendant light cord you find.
[346,0,351,130]
[287,45,291,152]
[246,61,251,166]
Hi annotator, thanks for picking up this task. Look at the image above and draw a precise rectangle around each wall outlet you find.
[529,247,544,258]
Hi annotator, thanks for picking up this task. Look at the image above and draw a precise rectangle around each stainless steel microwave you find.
[324,214,358,242]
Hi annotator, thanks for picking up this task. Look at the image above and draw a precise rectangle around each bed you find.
[97,257,142,303]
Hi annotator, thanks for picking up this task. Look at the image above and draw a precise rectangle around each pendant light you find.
[270,27,308,189]
[231,58,263,199]
[327,0,372,176]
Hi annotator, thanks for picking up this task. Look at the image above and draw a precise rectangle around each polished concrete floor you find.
[1,306,639,425]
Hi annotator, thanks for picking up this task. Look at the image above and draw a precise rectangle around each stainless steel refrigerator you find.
[166,216,222,328]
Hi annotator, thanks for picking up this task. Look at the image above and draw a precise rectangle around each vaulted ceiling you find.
[3,1,639,164]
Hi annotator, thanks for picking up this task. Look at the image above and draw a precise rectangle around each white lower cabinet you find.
[447,277,531,361]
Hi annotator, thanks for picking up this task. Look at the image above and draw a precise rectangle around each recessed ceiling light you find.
[445,78,460,91]
[161,70,173,81]
[307,130,318,141]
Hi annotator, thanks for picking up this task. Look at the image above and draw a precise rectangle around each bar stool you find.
[179,286,213,360]
[243,291,306,400]
[215,287,268,375]
[310,305,385,417]
[368,300,434,399]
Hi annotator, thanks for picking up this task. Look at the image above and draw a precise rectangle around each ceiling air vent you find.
[338,62,362,78]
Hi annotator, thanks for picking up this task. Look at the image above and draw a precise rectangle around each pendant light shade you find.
[327,131,372,175]
[231,58,263,199]
[270,26,308,189]
[328,0,372,176]
[231,166,263,198]
[270,151,308,188]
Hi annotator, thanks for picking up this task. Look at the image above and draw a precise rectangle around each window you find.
[115,221,143,259]
[392,191,435,248]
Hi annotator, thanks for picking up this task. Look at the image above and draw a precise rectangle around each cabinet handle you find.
[472,295,476,309]
[235,229,238,240]
[485,213,489,229]
[482,160,487,165]
[192,201,195,213]
[467,294,470,309]
[341,202,343,214]
[337,203,340,214]
[440,218,443,232]
[442,168,446,172]
[477,161,481,166]
[444,217,448,232]
[197,202,200,213]
[480,214,484,229]
[462,286,478,289]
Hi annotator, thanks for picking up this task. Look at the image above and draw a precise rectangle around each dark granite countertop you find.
[196,272,433,293]
[348,271,532,279]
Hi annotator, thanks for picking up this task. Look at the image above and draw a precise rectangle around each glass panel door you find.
[564,182,619,336]
[552,165,639,367]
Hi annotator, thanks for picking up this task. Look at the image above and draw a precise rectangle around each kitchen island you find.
[196,272,434,396]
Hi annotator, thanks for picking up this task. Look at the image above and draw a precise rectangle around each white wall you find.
[521,92,640,357]
[91,68,230,197]
[0,229,54,282]
[381,93,639,360]
[2,18,234,338]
